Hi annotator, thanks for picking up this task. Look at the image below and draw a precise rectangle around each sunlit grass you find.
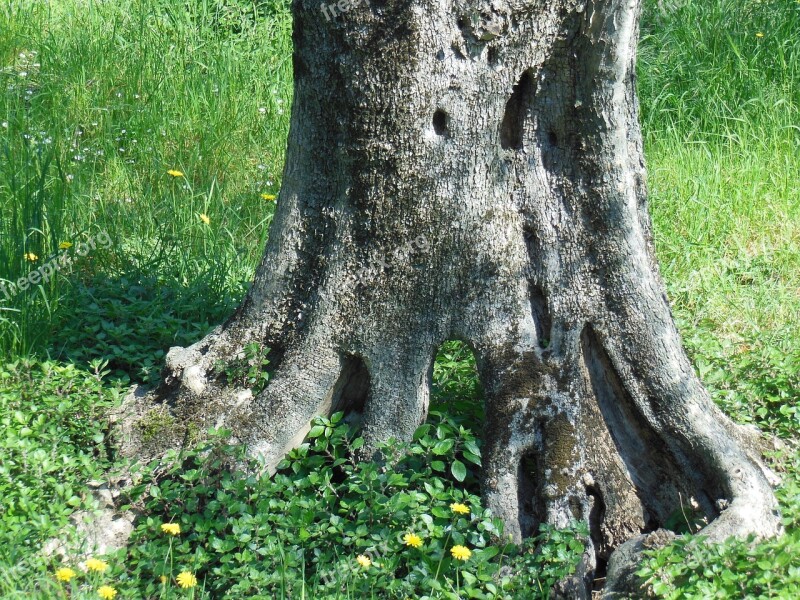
[0,0,798,596]
[0,0,292,356]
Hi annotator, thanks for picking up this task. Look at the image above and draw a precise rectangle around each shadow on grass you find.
[49,269,246,384]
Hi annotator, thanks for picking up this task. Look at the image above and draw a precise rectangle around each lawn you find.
[0,0,798,597]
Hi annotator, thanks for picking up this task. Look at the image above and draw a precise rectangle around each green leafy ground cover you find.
[0,0,798,597]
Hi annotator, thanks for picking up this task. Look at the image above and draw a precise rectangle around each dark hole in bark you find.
[517,449,542,537]
[432,109,448,136]
[586,485,608,566]
[568,494,583,519]
[591,553,608,594]
[500,69,534,150]
[548,131,558,147]
[331,354,371,427]
[487,46,499,65]
[661,494,710,534]
[436,48,445,60]
[580,325,688,525]
[529,284,552,348]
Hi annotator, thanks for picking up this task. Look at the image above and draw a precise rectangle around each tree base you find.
[112,0,783,592]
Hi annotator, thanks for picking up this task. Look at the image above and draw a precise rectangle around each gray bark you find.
[117,0,781,593]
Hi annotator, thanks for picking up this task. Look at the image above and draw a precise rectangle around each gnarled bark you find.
[117,0,781,593]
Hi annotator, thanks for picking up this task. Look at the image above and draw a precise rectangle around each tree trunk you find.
[118,0,781,592]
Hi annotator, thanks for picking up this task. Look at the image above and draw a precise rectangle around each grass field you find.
[1,0,798,597]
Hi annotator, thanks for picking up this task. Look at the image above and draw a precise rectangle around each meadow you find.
[0,0,798,597]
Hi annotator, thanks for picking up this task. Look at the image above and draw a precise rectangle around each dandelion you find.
[24,252,38,261]
[167,169,183,177]
[403,533,423,548]
[176,571,198,589]
[161,522,181,536]
[55,567,76,582]
[356,555,371,568]
[97,585,117,599]
[59,242,73,250]
[450,545,472,561]
[450,502,470,515]
[199,213,210,225]
[85,558,109,573]
[261,193,277,201]
[160,575,168,584]
[756,32,764,37]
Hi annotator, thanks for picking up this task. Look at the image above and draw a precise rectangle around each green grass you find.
[0,0,798,597]
[0,0,291,357]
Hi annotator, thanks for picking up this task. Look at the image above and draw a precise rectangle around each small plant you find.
[214,342,271,393]
[138,408,177,443]
[506,521,590,599]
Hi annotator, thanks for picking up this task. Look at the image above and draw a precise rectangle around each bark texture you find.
[118,0,781,592]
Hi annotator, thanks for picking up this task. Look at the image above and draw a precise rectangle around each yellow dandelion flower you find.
[403,533,423,548]
[160,522,181,535]
[97,585,117,599]
[356,555,371,568]
[450,502,470,515]
[176,571,198,588]
[85,558,109,573]
[59,242,73,250]
[24,252,38,261]
[175,571,197,589]
[167,169,184,177]
[160,575,168,584]
[261,193,277,201]
[55,567,76,582]
[199,213,210,225]
[756,32,764,37]
[451,545,472,561]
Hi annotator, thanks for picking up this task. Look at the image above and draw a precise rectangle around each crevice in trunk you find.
[586,483,608,574]
[500,69,534,150]
[517,448,543,538]
[331,354,371,427]
[521,225,551,348]
[580,325,687,525]
[529,284,552,349]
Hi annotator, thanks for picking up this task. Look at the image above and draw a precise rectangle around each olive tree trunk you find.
[118,0,781,592]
